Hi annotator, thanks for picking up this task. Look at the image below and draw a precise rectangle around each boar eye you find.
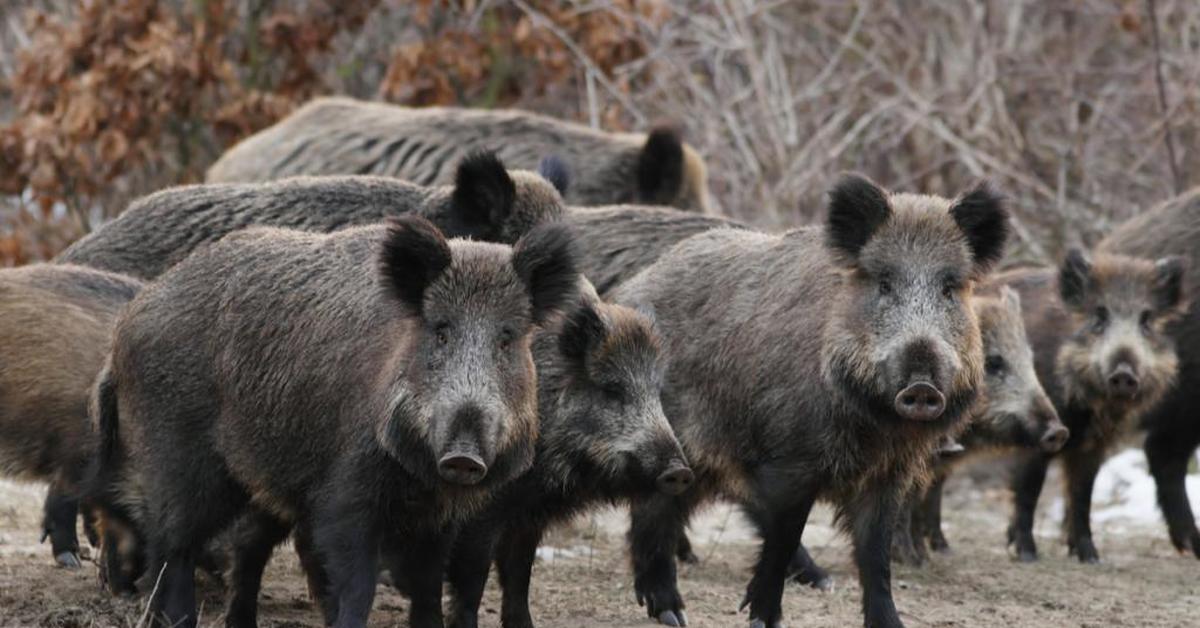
[1091,306,1109,333]
[1139,310,1152,334]
[878,279,893,296]
[984,355,1007,376]
[434,323,450,346]
[498,328,514,350]
[602,383,624,402]
[942,282,956,299]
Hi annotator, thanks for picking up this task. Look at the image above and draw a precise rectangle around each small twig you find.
[136,562,169,628]
[702,503,736,563]
[1146,0,1182,194]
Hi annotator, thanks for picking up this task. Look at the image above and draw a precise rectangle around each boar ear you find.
[950,181,1009,274]
[512,223,579,325]
[379,216,453,313]
[637,127,684,205]
[998,285,1023,314]
[825,173,891,264]
[559,298,607,364]
[452,150,517,233]
[1152,256,1186,311]
[537,155,570,197]
[1058,248,1093,308]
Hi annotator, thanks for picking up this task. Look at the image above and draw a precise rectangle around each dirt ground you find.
[2,467,1198,628]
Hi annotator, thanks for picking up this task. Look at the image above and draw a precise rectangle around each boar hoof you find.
[748,619,784,628]
[1069,538,1100,564]
[929,534,951,554]
[54,551,82,569]
[676,548,700,565]
[657,610,687,626]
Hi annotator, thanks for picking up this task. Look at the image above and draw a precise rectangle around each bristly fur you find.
[825,173,892,263]
[379,216,453,314]
[452,150,518,228]
[511,224,580,324]
[949,181,1009,273]
[536,155,570,197]
[636,127,685,204]
[1058,248,1092,308]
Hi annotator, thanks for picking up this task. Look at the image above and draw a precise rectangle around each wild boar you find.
[612,175,1009,628]
[0,264,142,567]
[58,151,564,280]
[205,97,712,213]
[435,284,691,628]
[86,216,579,628]
[1098,189,1200,558]
[893,287,1069,565]
[997,249,1185,563]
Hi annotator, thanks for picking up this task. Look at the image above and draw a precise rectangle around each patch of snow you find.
[534,544,592,562]
[1047,447,1200,533]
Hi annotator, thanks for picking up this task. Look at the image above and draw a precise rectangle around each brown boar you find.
[1098,188,1200,558]
[0,264,142,568]
[997,249,1185,563]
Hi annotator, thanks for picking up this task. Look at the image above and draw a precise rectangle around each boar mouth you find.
[894,381,946,421]
[437,446,489,486]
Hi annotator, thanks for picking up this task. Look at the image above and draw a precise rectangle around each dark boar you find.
[612,175,1008,628]
[58,151,563,280]
[1097,189,1200,557]
[564,204,744,296]
[998,249,1185,563]
[0,264,141,567]
[438,284,690,628]
[893,287,1068,565]
[206,97,713,213]
[87,216,578,628]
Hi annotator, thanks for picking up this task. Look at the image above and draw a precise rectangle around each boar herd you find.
[0,96,1196,628]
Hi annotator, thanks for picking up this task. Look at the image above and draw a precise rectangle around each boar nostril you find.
[1040,426,1069,452]
[656,465,694,496]
[1106,364,1140,399]
[894,382,946,421]
[437,452,488,485]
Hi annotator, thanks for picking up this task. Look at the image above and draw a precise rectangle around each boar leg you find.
[225,509,292,628]
[630,494,697,627]
[380,526,452,628]
[446,522,500,628]
[42,475,82,568]
[1007,451,1049,562]
[147,550,198,628]
[919,475,949,553]
[294,522,335,624]
[311,506,380,628]
[847,486,904,628]
[740,491,817,628]
[1145,428,1200,558]
[675,531,700,564]
[496,523,544,628]
[890,494,923,567]
[788,543,833,591]
[1063,448,1104,563]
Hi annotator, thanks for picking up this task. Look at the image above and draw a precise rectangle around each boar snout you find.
[438,448,488,485]
[1040,424,1069,453]
[1106,361,1140,399]
[894,382,945,421]
[656,462,694,496]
